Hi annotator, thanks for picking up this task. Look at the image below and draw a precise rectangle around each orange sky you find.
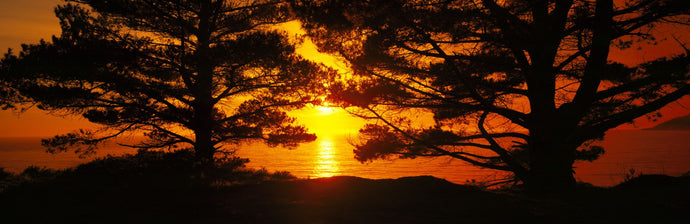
[0,1,688,137]
[0,1,365,138]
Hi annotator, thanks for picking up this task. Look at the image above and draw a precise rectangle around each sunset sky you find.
[0,0,366,138]
[0,0,688,138]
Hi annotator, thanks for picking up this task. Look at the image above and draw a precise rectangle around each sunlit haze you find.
[0,2,363,138]
[1,2,689,222]
[0,0,688,137]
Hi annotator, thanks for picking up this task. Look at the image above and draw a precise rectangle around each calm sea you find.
[1,130,688,187]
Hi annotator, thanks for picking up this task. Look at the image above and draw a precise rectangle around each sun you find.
[315,101,336,115]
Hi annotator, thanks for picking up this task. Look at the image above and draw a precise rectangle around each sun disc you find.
[316,105,335,115]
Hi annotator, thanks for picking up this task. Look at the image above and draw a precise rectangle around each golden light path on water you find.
[312,137,340,178]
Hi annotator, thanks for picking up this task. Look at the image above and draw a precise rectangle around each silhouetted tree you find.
[293,0,690,192]
[0,0,334,163]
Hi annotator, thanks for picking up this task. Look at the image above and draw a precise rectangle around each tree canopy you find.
[293,0,690,192]
[0,0,335,162]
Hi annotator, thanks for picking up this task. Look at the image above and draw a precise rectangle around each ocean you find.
[1,130,689,187]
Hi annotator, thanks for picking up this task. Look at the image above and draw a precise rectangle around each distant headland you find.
[645,114,690,130]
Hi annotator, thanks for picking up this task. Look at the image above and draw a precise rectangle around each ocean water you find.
[573,130,690,185]
[1,130,689,187]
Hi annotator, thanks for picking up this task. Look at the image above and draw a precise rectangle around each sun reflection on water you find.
[312,137,340,178]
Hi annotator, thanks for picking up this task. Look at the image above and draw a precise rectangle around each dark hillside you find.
[1,152,689,223]
[646,114,690,130]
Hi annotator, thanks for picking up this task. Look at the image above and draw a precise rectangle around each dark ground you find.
[2,172,689,224]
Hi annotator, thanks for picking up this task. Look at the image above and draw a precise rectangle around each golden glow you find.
[0,4,687,139]
[280,21,349,73]
[315,102,336,115]
[312,137,340,178]
[315,106,336,115]
[289,105,366,137]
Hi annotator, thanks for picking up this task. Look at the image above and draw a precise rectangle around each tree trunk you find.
[526,129,577,194]
[192,66,216,164]
[193,110,215,164]
[192,0,216,165]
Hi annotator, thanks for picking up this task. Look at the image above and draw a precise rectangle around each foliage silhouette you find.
[0,149,295,194]
[292,0,690,193]
[0,0,335,163]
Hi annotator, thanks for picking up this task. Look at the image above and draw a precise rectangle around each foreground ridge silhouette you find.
[2,154,689,224]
